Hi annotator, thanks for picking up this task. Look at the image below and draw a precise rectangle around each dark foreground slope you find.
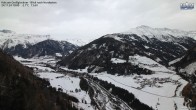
[0,50,78,110]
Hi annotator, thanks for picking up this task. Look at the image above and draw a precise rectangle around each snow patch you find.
[184,62,196,75]
[104,34,124,42]
[144,45,149,49]
[129,55,173,73]
[169,56,185,66]
[55,53,62,57]
[111,58,126,64]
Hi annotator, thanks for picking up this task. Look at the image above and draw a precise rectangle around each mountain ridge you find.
[123,25,196,40]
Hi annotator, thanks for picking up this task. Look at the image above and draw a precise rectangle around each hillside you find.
[170,45,196,76]
[59,26,196,75]
[169,45,196,108]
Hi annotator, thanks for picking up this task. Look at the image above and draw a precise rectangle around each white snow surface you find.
[37,72,94,110]
[169,56,185,66]
[129,55,174,73]
[111,58,126,64]
[64,38,92,46]
[184,62,196,75]
[104,34,124,42]
[55,53,62,57]
[144,45,149,49]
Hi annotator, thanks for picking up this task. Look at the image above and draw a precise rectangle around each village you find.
[133,75,181,89]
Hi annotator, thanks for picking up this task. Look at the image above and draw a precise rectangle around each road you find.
[56,66,132,110]
[86,78,132,110]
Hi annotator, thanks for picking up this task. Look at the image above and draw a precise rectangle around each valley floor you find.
[14,56,95,110]
[91,72,188,110]
[14,56,189,110]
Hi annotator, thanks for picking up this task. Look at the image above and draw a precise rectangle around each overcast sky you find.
[0,0,196,40]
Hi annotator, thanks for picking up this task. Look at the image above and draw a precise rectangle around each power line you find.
[58,67,183,98]
[98,76,183,98]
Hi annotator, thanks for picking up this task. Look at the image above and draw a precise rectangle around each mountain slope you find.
[13,39,78,58]
[0,49,79,110]
[170,45,196,76]
[170,45,196,108]
[59,26,196,75]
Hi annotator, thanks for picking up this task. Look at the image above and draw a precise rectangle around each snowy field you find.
[37,72,94,110]
[129,55,174,73]
[61,65,189,110]
[111,55,174,73]
[91,72,188,110]
[14,56,95,110]
[59,56,189,110]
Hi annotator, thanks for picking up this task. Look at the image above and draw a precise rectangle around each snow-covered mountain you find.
[124,25,196,41]
[0,29,50,49]
[59,26,196,75]
[19,39,78,58]
[0,29,78,58]
[64,38,92,46]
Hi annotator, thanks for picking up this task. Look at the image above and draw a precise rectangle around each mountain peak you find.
[136,25,152,29]
[0,29,15,34]
[122,26,196,40]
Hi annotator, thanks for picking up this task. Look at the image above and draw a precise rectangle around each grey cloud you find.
[0,0,195,40]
